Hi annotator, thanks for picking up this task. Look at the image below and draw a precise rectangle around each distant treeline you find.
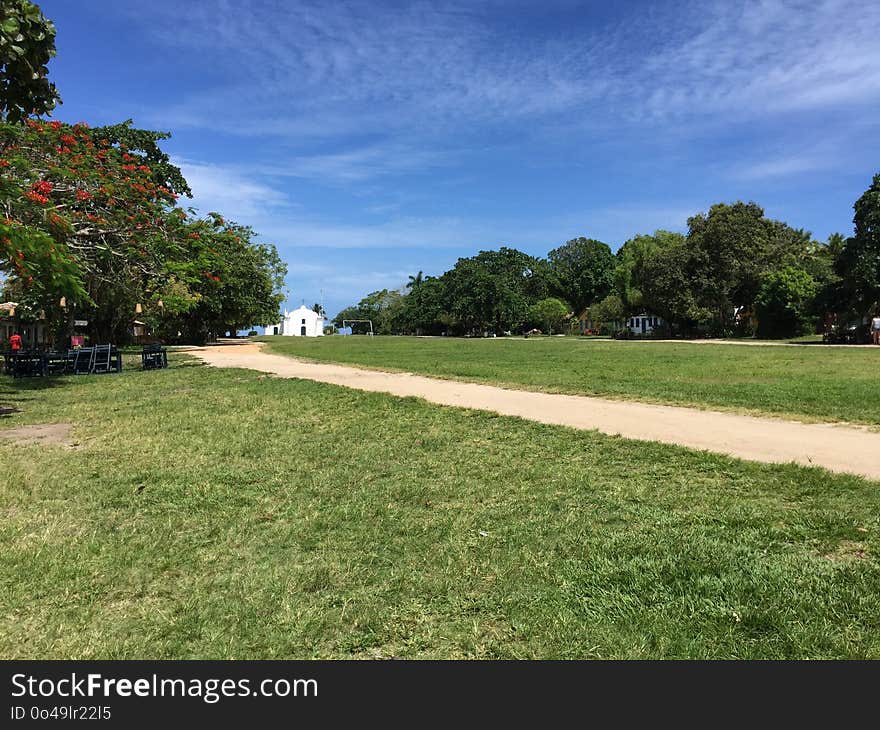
[334,173,880,339]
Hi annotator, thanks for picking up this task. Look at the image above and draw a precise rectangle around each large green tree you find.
[0,118,285,344]
[631,204,830,335]
[399,272,445,335]
[440,247,553,334]
[837,172,880,317]
[754,266,819,338]
[155,214,286,343]
[547,237,613,314]
[639,236,713,331]
[684,202,771,327]
[528,297,569,334]
[613,230,685,313]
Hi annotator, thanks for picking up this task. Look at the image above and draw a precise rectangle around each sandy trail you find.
[194,342,880,481]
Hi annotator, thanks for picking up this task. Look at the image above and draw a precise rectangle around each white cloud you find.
[173,155,706,250]
[134,0,880,141]
[173,157,289,220]
[278,143,452,184]
[731,155,831,181]
[632,0,880,121]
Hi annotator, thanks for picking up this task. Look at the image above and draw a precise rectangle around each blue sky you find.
[39,0,880,317]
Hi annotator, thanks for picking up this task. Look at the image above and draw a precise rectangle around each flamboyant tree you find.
[0,118,284,343]
[0,118,195,339]
[152,214,286,343]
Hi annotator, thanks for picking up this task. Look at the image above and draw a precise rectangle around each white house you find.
[627,313,663,336]
[266,305,325,337]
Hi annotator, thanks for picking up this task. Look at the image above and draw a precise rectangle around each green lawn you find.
[1,358,878,659]
[260,335,880,425]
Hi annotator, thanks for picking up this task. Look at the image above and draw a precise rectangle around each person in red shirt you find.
[9,332,22,352]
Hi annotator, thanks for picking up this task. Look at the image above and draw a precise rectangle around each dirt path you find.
[194,342,880,481]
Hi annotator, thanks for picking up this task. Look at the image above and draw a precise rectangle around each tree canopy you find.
[331,177,880,341]
[547,237,613,315]
[0,117,285,343]
[0,0,60,123]
[837,172,880,317]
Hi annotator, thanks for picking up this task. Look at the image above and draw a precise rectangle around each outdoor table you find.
[10,351,48,378]
[141,345,168,370]
[107,346,123,374]
[70,346,123,375]
[45,350,74,375]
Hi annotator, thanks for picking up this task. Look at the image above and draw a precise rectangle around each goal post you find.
[341,319,374,336]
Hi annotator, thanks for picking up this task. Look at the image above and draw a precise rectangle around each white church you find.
[266,305,325,337]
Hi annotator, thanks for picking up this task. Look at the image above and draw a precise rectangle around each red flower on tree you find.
[24,190,49,204]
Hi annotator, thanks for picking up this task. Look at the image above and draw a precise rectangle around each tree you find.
[154,215,286,343]
[0,118,189,340]
[630,204,827,335]
[440,247,553,334]
[0,117,288,344]
[332,289,404,334]
[640,237,713,332]
[685,202,770,328]
[547,237,613,314]
[529,297,569,334]
[402,270,425,334]
[0,1,60,123]
[754,267,819,338]
[399,272,445,335]
[613,230,684,313]
[589,294,626,334]
[837,172,880,317]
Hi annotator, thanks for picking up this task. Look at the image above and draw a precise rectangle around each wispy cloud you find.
[632,0,880,121]
[174,157,290,220]
[179,157,704,249]
[277,143,452,183]
[114,0,880,212]
[731,155,833,181]
[134,0,880,142]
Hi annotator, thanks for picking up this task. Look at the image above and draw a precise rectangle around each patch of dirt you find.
[0,422,75,447]
[821,540,869,562]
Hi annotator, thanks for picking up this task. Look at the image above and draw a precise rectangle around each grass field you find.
[1,358,878,659]
[260,336,880,425]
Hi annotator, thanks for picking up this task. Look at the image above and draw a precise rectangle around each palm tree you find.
[405,271,425,335]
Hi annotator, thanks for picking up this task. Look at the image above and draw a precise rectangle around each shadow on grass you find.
[1,376,69,393]
[172,359,207,369]
[0,377,71,417]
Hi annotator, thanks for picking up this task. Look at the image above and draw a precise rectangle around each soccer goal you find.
[341,319,374,336]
